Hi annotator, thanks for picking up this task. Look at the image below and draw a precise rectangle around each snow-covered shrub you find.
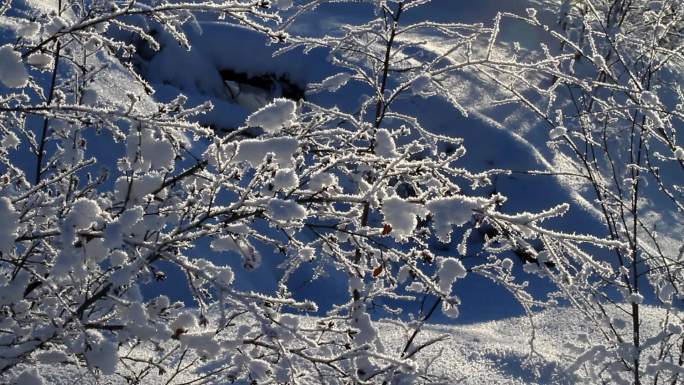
[470,0,684,383]
[2,0,675,383]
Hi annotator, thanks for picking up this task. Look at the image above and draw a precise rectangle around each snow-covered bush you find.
[472,0,684,383]
[1,0,680,383]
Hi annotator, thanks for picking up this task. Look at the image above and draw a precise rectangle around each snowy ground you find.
[22,305,665,384]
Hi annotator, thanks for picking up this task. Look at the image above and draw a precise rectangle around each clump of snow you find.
[278,314,300,342]
[215,267,235,285]
[108,250,127,266]
[67,198,101,230]
[375,129,398,158]
[180,332,220,356]
[549,126,567,140]
[44,16,67,35]
[0,271,28,306]
[674,146,684,160]
[267,198,307,222]
[639,91,665,128]
[501,257,514,271]
[381,197,428,241]
[272,0,293,10]
[26,53,52,69]
[427,196,487,242]
[124,302,148,325]
[658,282,676,304]
[645,109,664,128]
[441,301,460,318]
[316,72,351,92]
[211,236,262,270]
[211,236,242,253]
[406,281,425,293]
[641,90,660,105]
[307,172,337,191]
[436,257,467,293]
[84,238,108,263]
[246,98,296,134]
[351,306,378,345]
[171,311,199,331]
[85,337,118,375]
[35,351,70,364]
[0,45,28,88]
[397,265,411,284]
[299,247,315,261]
[0,197,19,254]
[248,359,272,381]
[16,22,39,39]
[591,54,606,69]
[114,173,164,203]
[104,206,143,249]
[628,292,644,304]
[126,129,175,171]
[2,131,20,149]
[14,368,44,385]
[272,168,299,190]
[234,137,299,168]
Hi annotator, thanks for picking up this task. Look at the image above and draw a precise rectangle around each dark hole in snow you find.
[219,68,305,108]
